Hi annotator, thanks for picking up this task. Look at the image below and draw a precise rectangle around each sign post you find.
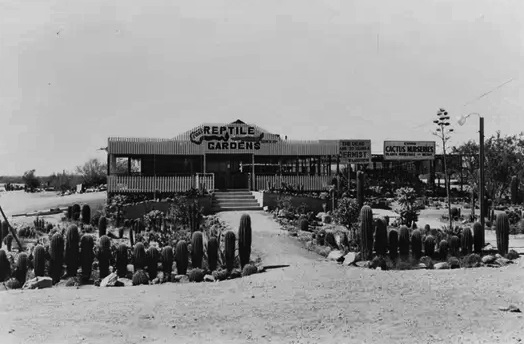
[339,140,372,191]
[383,141,436,161]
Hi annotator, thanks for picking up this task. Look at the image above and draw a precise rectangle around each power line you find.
[462,78,515,107]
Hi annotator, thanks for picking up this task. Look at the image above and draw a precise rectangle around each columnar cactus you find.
[175,240,189,275]
[224,230,236,272]
[410,229,422,259]
[98,216,107,237]
[116,244,128,278]
[438,240,449,260]
[15,253,28,285]
[424,235,435,257]
[4,234,13,251]
[0,249,10,282]
[510,176,519,204]
[161,246,174,277]
[357,171,365,209]
[65,225,80,277]
[238,214,252,268]
[33,245,46,277]
[207,237,219,272]
[133,242,147,271]
[450,235,460,257]
[374,218,388,256]
[191,231,204,269]
[49,233,64,284]
[496,212,510,256]
[398,226,410,257]
[67,206,73,220]
[80,235,95,282]
[461,227,473,255]
[1,221,8,244]
[360,205,374,260]
[188,202,200,234]
[388,229,399,260]
[72,204,81,221]
[81,204,91,225]
[147,247,160,280]
[129,221,135,246]
[97,235,111,279]
[473,222,484,254]
[132,270,149,286]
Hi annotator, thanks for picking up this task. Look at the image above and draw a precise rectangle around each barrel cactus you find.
[461,227,473,255]
[161,245,174,277]
[146,246,160,280]
[33,245,46,277]
[4,234,13,251]
[65,225,80,277]
[224,230,236,272]
[374,218,388,256]
[398,226,410,257]
[410,229,422,259]
[116,244,128,278]
[496,212,510,256]
[81,204,91,225]
[424,235,435,258]
[80,234,95,282]
[49,233,64,284]
[72,204,81,221]
[388,229,399,260]
[15,253,29,285]
[97,235,112,279]
[207,237,219,272]
[238,214,252,268]
[175,240,189,275]
[438,240,449,260]
[191,231,204,269]
[298,218,309,232]
[133,242,147,271]
[132,270,149,286]
[0,249,10,282]
[473,222,484,254]
[98,216,107,237]
[450,235,460,257]
[360,205,374,260]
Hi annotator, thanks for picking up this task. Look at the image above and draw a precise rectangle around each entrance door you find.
[206,154,251,190]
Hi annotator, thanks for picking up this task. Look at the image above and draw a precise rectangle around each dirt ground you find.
[1,210,524,344]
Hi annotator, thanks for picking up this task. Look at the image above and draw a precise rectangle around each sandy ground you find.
[0,210,524,344]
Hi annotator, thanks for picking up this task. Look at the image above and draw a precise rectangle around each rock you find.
[22,276,53,290]
[151,277,161,285]
[174,275,189,283]
[448,257,460,269]
[100,273,119,287]
[499,305,521,313]
[342,252,358,266]
[419,256,434,269]
[434,262,449,270]
[356,261,370,268]
[495,254,503,259]
[506,249,520,260]
[316,212,328,220]
[257,266,266,273]
[127,264,134,274]
[118,278,133,287]
[370,256,387,270]
[204,274,215,282]
[482,255,497,264]
[417,263,428,269]
[263,206,269,212]
[327,250,344,262]
[495,257,511,266]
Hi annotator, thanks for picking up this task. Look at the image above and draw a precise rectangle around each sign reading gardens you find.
[190,124,264,150]
[339,140,372,164]
[383,141,436,160]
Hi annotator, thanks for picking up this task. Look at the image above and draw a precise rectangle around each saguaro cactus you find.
[461,227,473,255]
[224,230,236,271]
[162,246,174,277]
[450,235,460,257]
[424,235,435,257]
[191,231,204,269]
[238,214,252,268]
[146,246,160,280]
[359,205,374,260]
[133,242,146,271]
[374,218,388,256]
[49,233,64,284]
[496,212,510,256]
[80,235,95,282]
[64,225,80,277]
[98,216,107,237]
[388,229,398,260]
[15,253,29,285]
[72,204,81,221]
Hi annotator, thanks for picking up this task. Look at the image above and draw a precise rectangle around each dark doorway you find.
[206,154,252,190]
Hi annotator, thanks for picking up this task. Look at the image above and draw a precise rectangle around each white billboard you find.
[339,140,372,164]
[383,141,436,160]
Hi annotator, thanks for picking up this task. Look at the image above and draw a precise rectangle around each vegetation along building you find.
[107,120,462,195]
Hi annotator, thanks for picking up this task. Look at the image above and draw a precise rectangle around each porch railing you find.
[255,175,332,191]
[108,174,215,193]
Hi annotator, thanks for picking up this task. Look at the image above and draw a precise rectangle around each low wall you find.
[122,196,212,220]
[253,192,328,213]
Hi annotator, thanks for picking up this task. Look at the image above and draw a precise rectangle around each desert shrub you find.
[325,231,337,249]
[461,253,481,268]
[132,270,149,286]
[506,249,519,260]
[188,268,205,282]
[241,264,258,276]
[212,269,229,281]
[447,256,460,269]
[333,197,360,236]
[395,187,420,227]
[143,210,164,232]
[369,256,387,270]
[298,218,309,232]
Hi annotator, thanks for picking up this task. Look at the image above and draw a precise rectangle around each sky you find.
[1,0,523,176]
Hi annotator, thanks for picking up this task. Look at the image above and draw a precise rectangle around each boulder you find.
[204,274,215,282]
[434,262,449,270]
[327,250,344,262]
[127,264,134,274]
[355,261,370,268]
[482,255,497,264]
[173,274,189,283]
[263,206,269,212]
[417,263,428,270]
[495,257,511,266]
[448,257,460,269]
[342,252,358,266]
[118,278,133,287]
[22,276,53,290]
[100,273,120,287]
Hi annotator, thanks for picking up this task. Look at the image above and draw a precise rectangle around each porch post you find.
[251,154,255,191]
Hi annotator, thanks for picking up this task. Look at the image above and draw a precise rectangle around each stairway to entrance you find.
[211,189,263,212]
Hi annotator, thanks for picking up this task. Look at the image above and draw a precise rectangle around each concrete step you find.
[211,206,263,212]
[214,194,256,200]
[213,200,260,205]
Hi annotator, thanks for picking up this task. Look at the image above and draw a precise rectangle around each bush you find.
[461,254,481,268]
[188,268,205,282]
[333,197,360,233]
[241,264,258,277]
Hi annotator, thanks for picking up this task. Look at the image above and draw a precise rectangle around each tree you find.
[76,158,107,188]
[22,169,40,192]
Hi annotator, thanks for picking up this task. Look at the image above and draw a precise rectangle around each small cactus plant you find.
[424,235,435,257]
[116,244,128,278]
[450,235,460,257]
[496,212,510,256]
[461,227,473,255]
[298,218,309,232]
[146,246,160,280]
[133,242,147,271]
[238,214,252,269]
[175,240,188,275]
[49,233,65,284]
[411,229,422,259]
[65,225,80,277]
[81,204,91,225]
[67,206,73,220]
[438,240,449,260]
[97,235,112,279]
[374,218,388,256]
[191,231,204,269]
[224,230,236,272]
[360,205,374,260]
[316,229,326,246]
[388,229,399,260]
[33,245,46,277]
[98,216,107,237]
[5,278,21,289]
[398,226,410,257]
[473,222,484,254]
[80,235,95,282]
[207,237,219,272]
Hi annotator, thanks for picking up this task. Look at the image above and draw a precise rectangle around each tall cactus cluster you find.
[359,205,374,260]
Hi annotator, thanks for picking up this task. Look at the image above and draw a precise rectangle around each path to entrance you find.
[0,211,523,343]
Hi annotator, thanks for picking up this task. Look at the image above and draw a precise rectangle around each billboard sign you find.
[339,140,372,164]
[383,141,436,160]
